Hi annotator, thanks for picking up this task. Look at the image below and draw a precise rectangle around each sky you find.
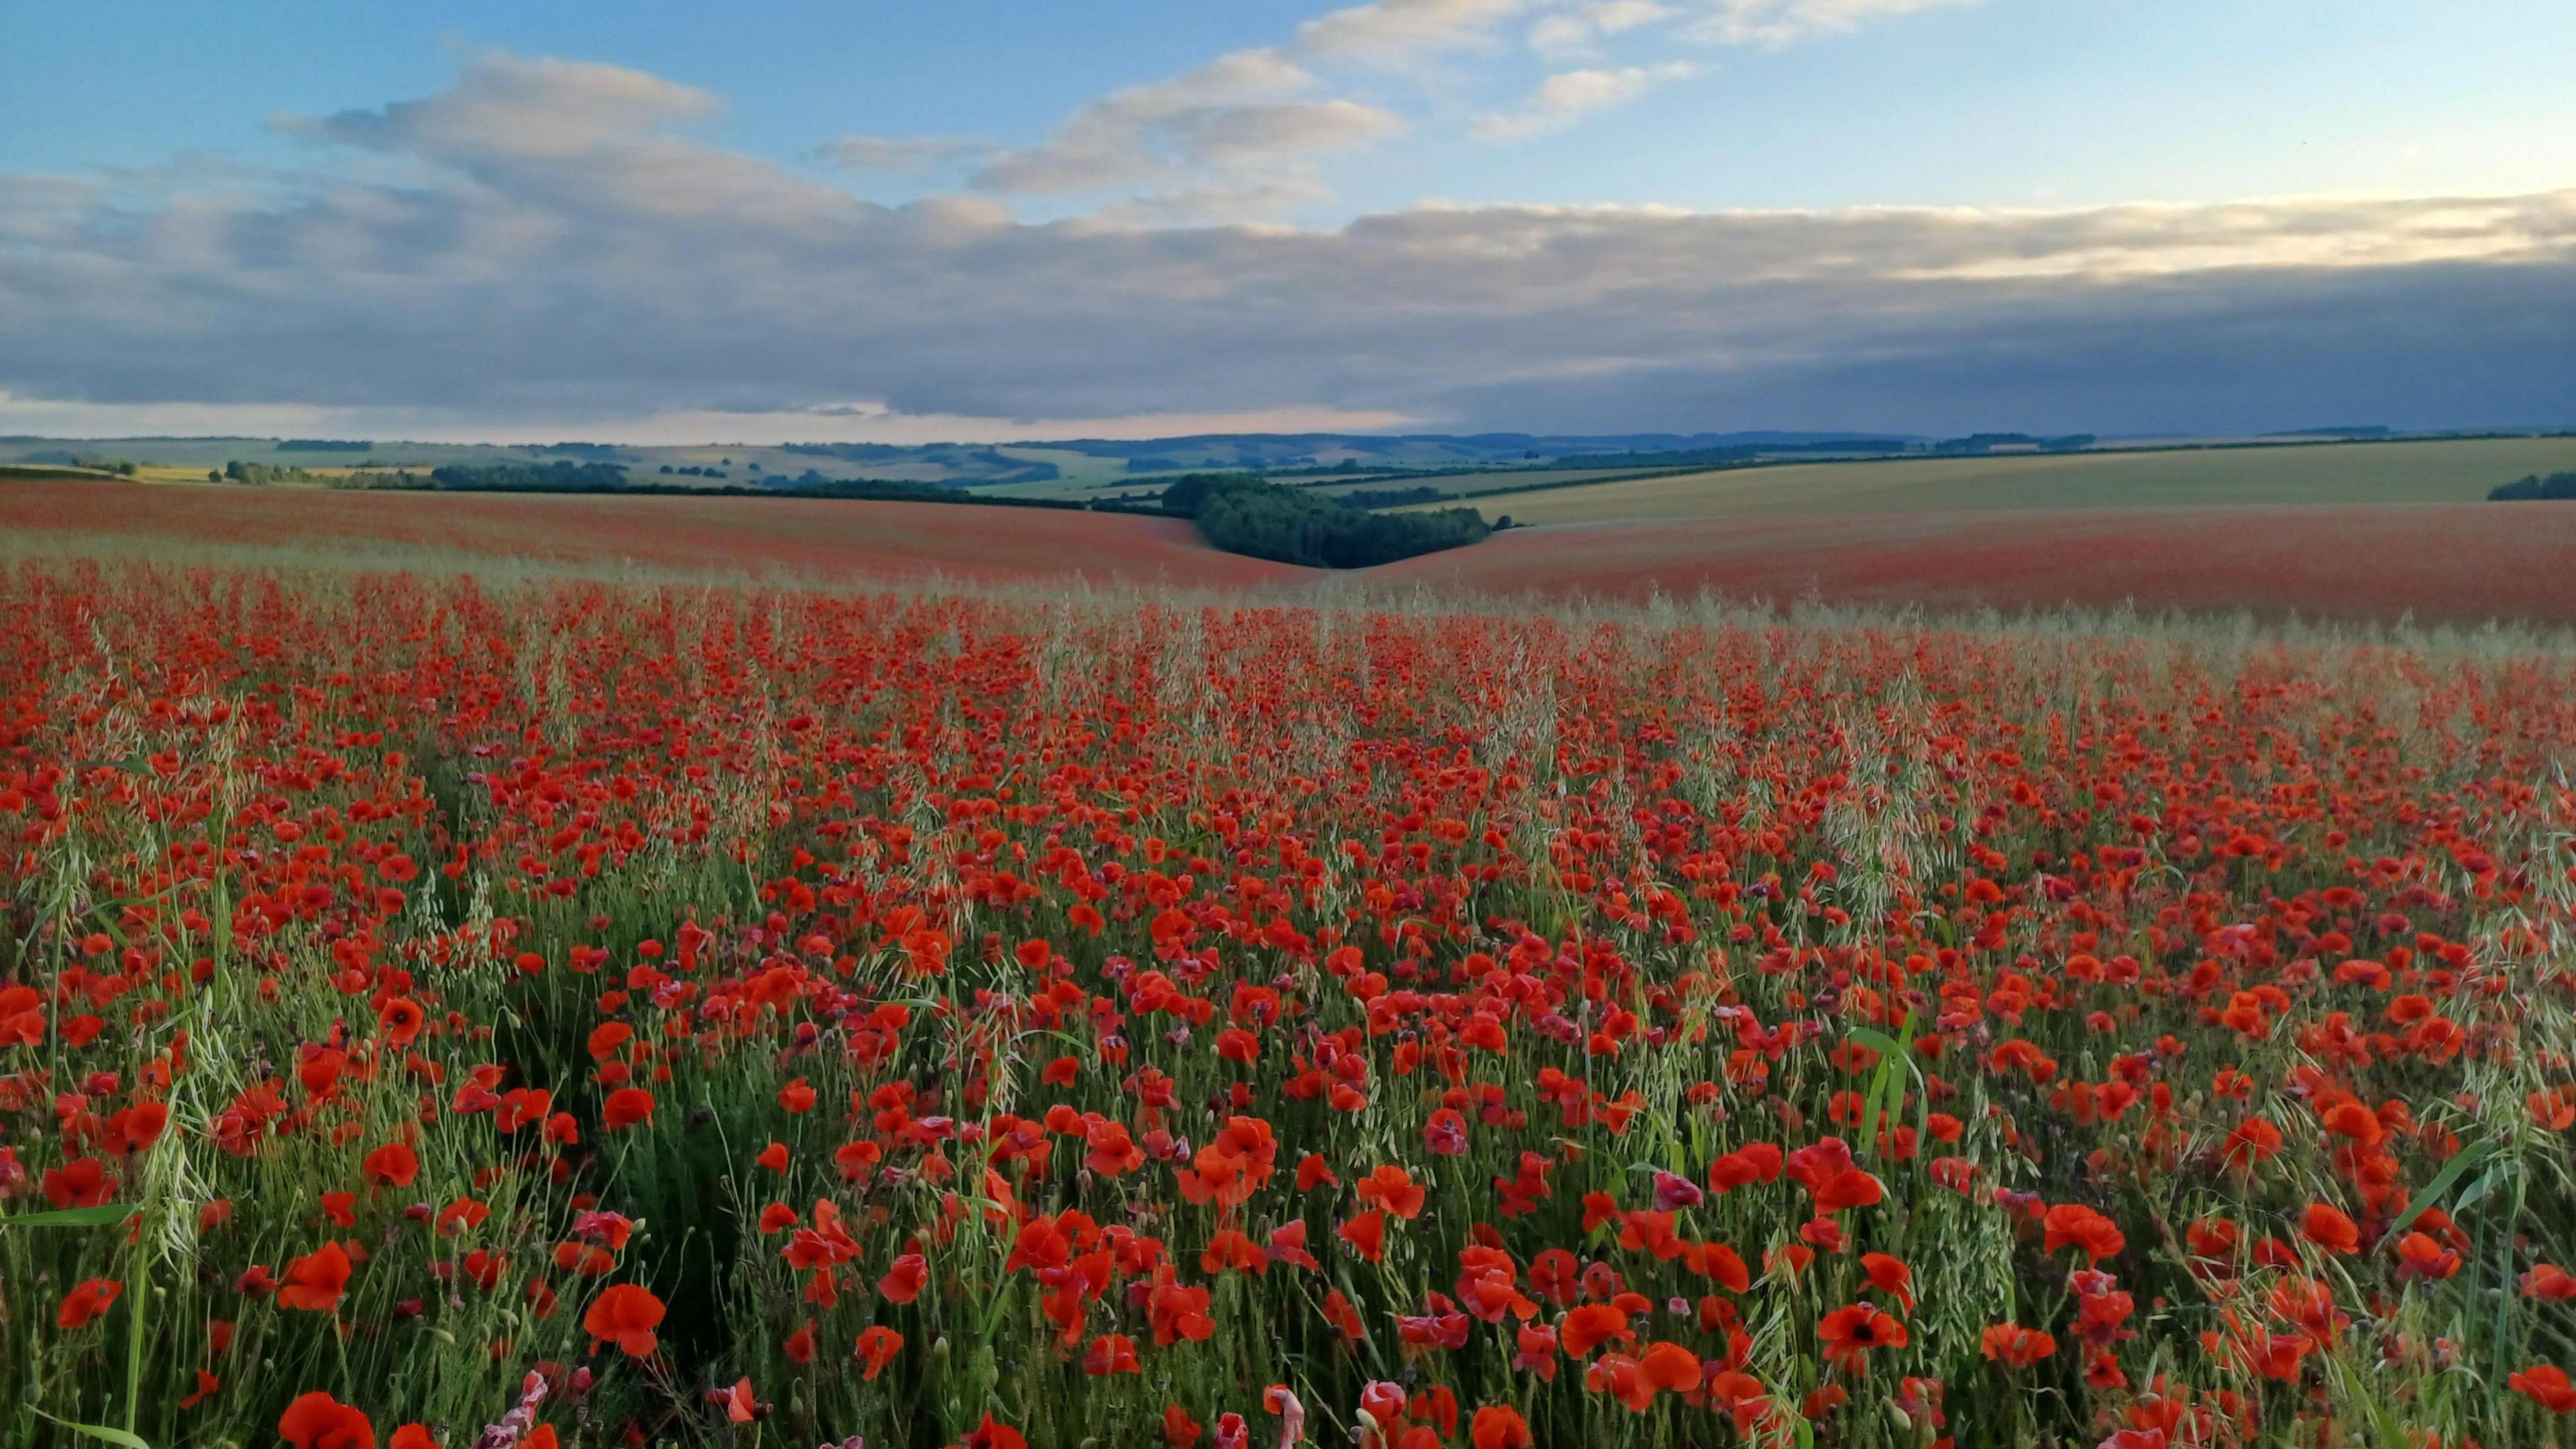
[3,0,2574,443]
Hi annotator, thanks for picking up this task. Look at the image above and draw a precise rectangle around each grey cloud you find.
[3,55,2573,437]
[815,134,990,176]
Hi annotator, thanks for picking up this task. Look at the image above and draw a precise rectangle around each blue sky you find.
[3,0,2573,440]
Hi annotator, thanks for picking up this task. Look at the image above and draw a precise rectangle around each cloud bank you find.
[3,52,2572,441]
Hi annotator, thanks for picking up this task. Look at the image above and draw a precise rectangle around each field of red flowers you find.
[1371,506,2576,625]
[4,559,2574,1449]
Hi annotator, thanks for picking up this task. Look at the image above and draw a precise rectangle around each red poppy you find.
[1981,1324,2057,1366]
[1338,1209,1387,1263]
[601,1088,655,1130]
[279,1242,354,1313]
[1819,1303,1909,1371]
[1354,1165,1426,1220]
[584,1283,667,1358]
[362,1142,419,1188]
[2300,1203,2360,1256]
[854,1324,902,1379]
[2041,1203,2127,1263]
[1083,1332,1140,1376]
[278,1392,376,1449]
[56,1277,121,1329]
[2510,1364,2576,1413]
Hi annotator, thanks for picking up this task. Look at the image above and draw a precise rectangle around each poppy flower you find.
[878,1251,928,1303]
[2509,1364,2576,1413]
[601,1088,655,1130]
[2523,1264,2576,1300]
[278,1392,376,1449]
[1468,1406,1530,1449]
[1981,1324,2057,1366]
[1354,1165,1426,1220]
[56,1277,121,1329]
[1819,1303,1909,1371]
[854,1324,902,1379]
[1083,1332,1140,1376]
[584,1283,667,1357]
[361,1141,419,1188]
[1338,1209,1387,1263]
[279,1242,354,1313]
[1585,1352,1655,1412]
[1860,1252,1915,1311]
[2300,1203,2360,1256]
[1640,1341,1701,1393]
[712,1379,759,1424]
[1560,1303,1633,1358]
[2041,1203,2127,1263]
[42,1156,111,1210]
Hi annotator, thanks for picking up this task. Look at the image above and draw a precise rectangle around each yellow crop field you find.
[1421,436,2576,524]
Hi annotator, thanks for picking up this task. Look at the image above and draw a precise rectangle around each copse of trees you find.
[1336,484,1458,508]
[214,460,315,486]
[429,461,635,491]
[1158,473,1491,568]
[343,463,1151,515]
[2490,472,2576,500]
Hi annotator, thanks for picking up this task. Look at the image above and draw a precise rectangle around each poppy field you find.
[3,558,2575,1449]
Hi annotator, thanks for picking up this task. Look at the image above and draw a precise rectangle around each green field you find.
[1405,435,2576,524]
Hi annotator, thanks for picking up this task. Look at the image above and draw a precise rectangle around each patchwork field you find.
[15,473,2576,627]
[1371,504,2576,624]
[0,477,1309,589]
[1419,437,2576,525]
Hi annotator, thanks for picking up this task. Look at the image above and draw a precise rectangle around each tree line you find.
[1157,474,1492,568]
[2489,472,2576,500]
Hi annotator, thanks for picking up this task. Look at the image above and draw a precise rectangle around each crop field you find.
[0,478,1306,590]
[1371,504,2576,625]
[1413,438,2576,527]
[3,553,2574,1449]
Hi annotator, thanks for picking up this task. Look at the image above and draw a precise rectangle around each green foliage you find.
[220,460,314,486]
[428,461,635,491]
[1335,485,1457,508]
[1159,474,1492,567]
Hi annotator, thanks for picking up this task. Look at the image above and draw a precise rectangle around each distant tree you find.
[2490,472,2576,500]
[1159,474,1491,568]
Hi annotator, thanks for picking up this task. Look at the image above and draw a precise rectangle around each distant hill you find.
[9,426,2568,496]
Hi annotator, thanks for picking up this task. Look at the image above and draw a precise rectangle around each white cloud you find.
[1684,0,1985,46]
[1473,62,1700,139]
[970,48,1399,205]
[280,51,718,162]
[7,53,2575,441]
[1529,1,1678,56]
[1296,0,1532,62]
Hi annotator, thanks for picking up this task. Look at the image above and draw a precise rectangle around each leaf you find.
[36,1411,153,1449]
[1,1203,129,1228]
[2450,1156,2521,1220]
[2377,1139,2492,1247]
[1855,1010,1915,1158]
